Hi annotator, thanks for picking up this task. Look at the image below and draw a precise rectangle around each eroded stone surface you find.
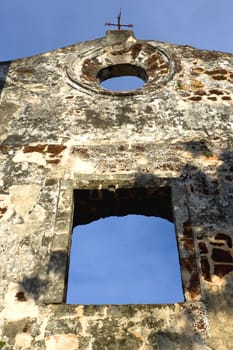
[0,30,233,349]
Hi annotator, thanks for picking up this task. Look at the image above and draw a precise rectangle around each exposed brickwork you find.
[214,264,233,277]
[212,248,233,263]
[73,187,173,226]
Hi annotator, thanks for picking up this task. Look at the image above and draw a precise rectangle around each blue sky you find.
[0,0,232,62]
[1,1,232,304]
[67,216,183,304]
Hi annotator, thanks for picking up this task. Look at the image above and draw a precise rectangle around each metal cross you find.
[105,9,133,30]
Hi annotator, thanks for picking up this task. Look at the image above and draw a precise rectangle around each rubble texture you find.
[0,30,233,349]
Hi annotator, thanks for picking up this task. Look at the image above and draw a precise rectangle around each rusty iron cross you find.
[105,9,133,30]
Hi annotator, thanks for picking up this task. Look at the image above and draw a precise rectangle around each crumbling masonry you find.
[0,30,233,349]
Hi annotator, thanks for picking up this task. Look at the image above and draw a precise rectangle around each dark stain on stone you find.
[147,53,162,74]
[82,58,99,82]
[23,323,29,333]
[85,109,113,128]
[207,68,228,76]
[142,316,164,329]
[195,319,208,331]
[181,92,191,98]
[212,75,227,81]
[0,206,7,217]
[16,67,35,74]
[120,106,133,114]
[212,248,233,263]
[71,147,89,159]
[20,276,47,300]
[188,271,201,299]
[118,145,125,151]
[90,319,143,350]
[24,144,46,153]
[145,105,153,113]
[181,256,196,274]
[45,317,81,336]
[131,43,142,60]
[207,96,217,101]
[15,291,27,302]
[209,89,224,95]
[44,179,57,186]
[116,113,133,127]
[110,49,128,56]
[47,145,66,155]
[199,242,208,254]
[47,250,67,275]
[214,264,233,278]
[215,233,232,248]
[198,174,209,195]
[222,96,231,101]
[169,53,182,74]
[135,144,145,152]
[23,144,66,155]
[194,90,207,96]
[191,67,204,75]
[183,220,193,238]
[210,242,224,247]
[192,50,219,60]
[183,238,194,252]
[189,96,202,101]
[0,102,20,119]
[0,145,9,154]
[200,257,211,281]
[46,159,60,164]
[3,319,32,340]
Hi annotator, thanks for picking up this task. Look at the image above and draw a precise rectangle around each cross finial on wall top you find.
[105,9,133,30]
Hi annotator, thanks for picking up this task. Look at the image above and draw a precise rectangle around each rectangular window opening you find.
[66,187,184,304]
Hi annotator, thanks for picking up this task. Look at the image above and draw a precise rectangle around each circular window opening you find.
[97,64,148,92]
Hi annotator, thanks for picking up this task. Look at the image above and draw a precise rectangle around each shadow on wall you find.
[17,250,67,301]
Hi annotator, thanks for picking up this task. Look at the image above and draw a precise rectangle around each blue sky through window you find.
[67,215,184,304]
[101,76,145,91]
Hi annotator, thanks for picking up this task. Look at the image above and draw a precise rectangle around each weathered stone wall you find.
[0,30,233,349]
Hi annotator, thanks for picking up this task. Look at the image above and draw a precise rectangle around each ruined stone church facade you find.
[0,30,233,349]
